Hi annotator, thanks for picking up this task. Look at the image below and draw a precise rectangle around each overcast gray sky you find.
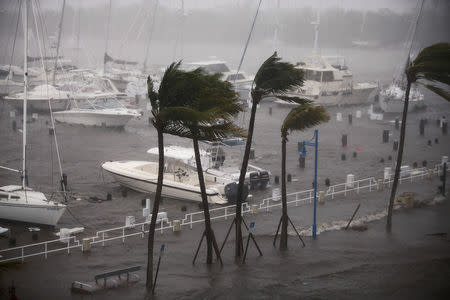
[31,0,420,14]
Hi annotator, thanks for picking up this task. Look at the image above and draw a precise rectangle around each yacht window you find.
[11,195,20,199]
[201,63,230,74]
[0,193,8,199]
[305,70,321,82]
[322,71,334,82]
[226,74,245,81]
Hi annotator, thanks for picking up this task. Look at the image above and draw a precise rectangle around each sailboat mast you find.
[103,0,112,74]
[22,0,28,189]
[312,9,320,56]
[52,0,66,85]
[143,0,159,72]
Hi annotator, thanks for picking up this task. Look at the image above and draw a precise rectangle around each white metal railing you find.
[326,177,377,199]
[1,163,448,263]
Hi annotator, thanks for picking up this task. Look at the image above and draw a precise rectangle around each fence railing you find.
[0,163,448,263]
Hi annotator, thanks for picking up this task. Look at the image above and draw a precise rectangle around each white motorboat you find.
[147,145,270,190]
[4,84,70,112]
[54,96,141,128]
[0,186,66,226]
[379,84,425,113]
[102,160,227,204]
[0,0,66,226]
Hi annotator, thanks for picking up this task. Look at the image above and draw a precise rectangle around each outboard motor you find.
[224,182,249,204]
[259,171,270,189]
[249,172,260,190]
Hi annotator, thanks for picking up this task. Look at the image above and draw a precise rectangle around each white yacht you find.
[0,0,66,226]
[280,55,377,106]
[277,10,376,107]
[54,96,141,128]
[4,84,70,112]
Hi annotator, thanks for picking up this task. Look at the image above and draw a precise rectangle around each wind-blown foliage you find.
[282,105,329,137]
[406,42,450,100]
[147,61,213,292]
[386,42,450,231]
[232,52,305,258]
[166,67,244,264]
[279,105,329,250]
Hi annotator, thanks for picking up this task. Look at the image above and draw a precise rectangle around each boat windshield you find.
[225,73,245,81]
[76,98,121,110]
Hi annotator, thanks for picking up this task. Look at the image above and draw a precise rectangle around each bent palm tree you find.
[278,104,329,250]
[146,62,197,291]
[165,69,244,264]
[232,52,305,257]
[386,42,450,231]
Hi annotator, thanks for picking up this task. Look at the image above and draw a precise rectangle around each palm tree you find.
[278,104,329,250]
[146,61,196,291]
[386,42,450,231]
[165,68,244,264]
[232,52,305,257]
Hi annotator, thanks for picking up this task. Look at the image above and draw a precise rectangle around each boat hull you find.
[278,84,377,107]
[102,161,226,204]
[379,95,426,113]
[5,98,69,112]
[0,201,66,226]
[0,83,23,97]
[54,111,134,128]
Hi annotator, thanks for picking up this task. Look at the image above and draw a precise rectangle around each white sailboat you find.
[378,1,425,113]
[4,84,70,112]
[0,0,66,226]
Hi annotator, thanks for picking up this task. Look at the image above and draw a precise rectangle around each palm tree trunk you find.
[146,126,164,291]
[235,100,258,257]
[386,81,411,232]
[193,136,213,264]
[280,134,288,250]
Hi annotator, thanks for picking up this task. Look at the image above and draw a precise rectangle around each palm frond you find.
[163,64,243,142]
[416,82,450,101]
[253,52,304,98]
[407,43,450,96]
[196,121,247,142]
[281,105,330,137]
[161,106,218,123]
[147,76,159,111]
[276,95,312,105]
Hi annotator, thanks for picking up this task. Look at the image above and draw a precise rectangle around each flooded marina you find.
[1,0,450,299]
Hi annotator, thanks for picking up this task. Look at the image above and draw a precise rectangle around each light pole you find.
[300,129,319,238]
